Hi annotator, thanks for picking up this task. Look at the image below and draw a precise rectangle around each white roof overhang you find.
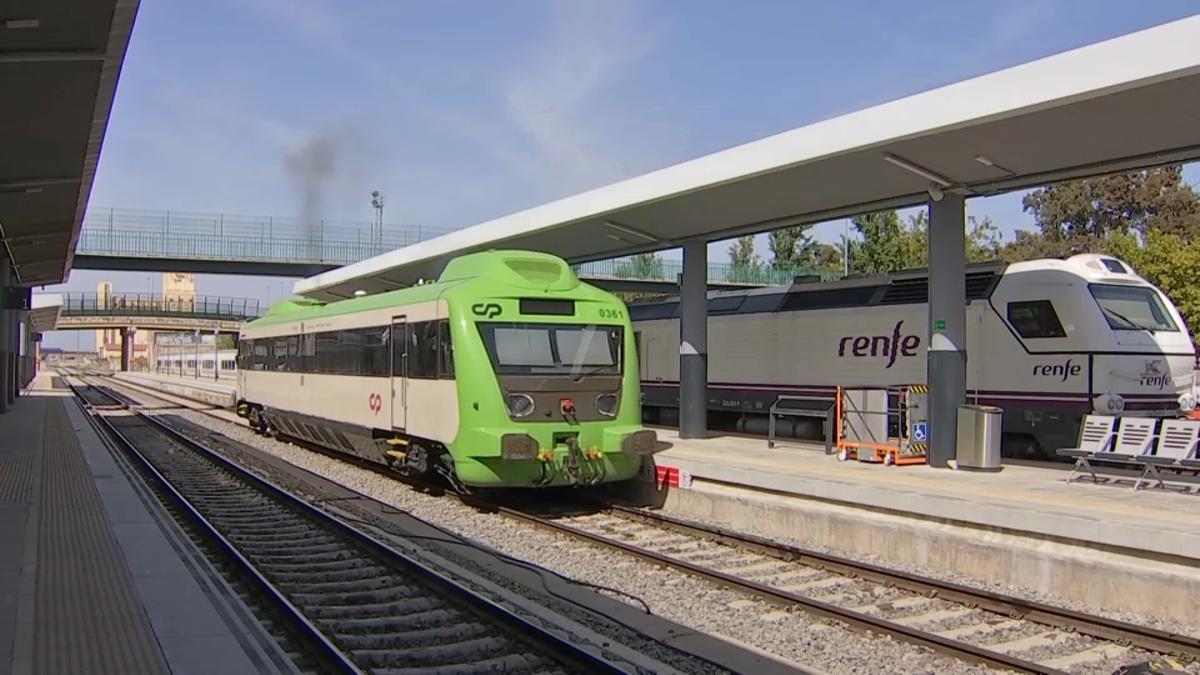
[296,15,1200,301]
[28,293,62,333]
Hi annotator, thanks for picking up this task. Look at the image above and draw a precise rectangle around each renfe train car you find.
[630,254,1196,458]
[236,250,656,489]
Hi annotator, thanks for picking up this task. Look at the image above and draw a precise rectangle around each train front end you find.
[1076,256,1197,417]
[443,251,657,488]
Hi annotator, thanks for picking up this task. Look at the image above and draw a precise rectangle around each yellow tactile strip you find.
[34,401,169,674]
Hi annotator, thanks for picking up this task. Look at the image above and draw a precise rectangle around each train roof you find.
[626,254,1151,320]
[245,250,594,329]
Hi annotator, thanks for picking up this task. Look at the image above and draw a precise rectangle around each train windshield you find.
[1089,284,1178,332]
[478,323,622,376]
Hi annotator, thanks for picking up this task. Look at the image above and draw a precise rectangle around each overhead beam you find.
[0,50,106,63]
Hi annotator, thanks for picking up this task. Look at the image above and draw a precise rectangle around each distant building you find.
[93,273,197,370]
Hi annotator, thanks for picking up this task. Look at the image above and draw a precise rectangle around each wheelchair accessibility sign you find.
[912,422,928,442]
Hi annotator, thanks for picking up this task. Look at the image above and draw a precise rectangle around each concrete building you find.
[94,273,197,370]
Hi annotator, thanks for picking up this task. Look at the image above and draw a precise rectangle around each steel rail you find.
[609,504,1200,661]
[72,378,627,675]
[70,381,363,674]
[498,505,1067,675]
[82,371,1200,671]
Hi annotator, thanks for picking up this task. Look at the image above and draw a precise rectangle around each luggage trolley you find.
[834,384,929,466]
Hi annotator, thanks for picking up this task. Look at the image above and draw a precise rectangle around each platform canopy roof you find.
[0,0,139,287]
[296,15,1200,301]
[28,293,62,333]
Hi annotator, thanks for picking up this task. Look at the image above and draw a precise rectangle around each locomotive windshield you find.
[1089,284,1178,332]
[478,323,622,376]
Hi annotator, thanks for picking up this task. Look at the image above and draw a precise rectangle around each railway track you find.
[70,379,635,675]
[79,371,1200,674]
[493,502,1200,675]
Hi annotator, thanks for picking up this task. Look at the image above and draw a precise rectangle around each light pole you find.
[371,190,385,250]
[193,329,200,379]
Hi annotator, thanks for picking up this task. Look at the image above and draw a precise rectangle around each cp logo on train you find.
[368,393,382,414]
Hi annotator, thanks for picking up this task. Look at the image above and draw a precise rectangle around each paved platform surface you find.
[0,373,289,675]
[117,371,236,394]
[114,371,237,408]
[653,428,1200,562]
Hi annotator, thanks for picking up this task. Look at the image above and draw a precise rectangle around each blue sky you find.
[41,1,1200,348]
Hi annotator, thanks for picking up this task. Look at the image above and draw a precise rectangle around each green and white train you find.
[236,250,657,489]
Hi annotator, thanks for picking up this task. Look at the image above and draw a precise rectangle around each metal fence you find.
[79,207,842,286]
[62,293,261,320]
[79,207,451,265]
[572,257,841,286]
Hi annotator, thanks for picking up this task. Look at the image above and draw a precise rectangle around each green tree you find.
[768,225,818,269]
[727,235,763,282]
[614,252,665,279]
[848,210,926,274]
[1020,166,1200,250]
[216,334,236,350]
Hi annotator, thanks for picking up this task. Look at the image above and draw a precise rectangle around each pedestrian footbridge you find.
[54,293,261,333]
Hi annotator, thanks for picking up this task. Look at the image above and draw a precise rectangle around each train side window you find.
[299,334,315,372]
[361,326,389,377]
[252,340,270,371]
[437,319,454,378]
[1007,300,1066,338]
[409,321,439,379]
[286,335,300,372]
[314,332,340,373]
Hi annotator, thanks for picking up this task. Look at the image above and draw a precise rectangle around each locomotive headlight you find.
[595,392,618,417]
[506,393,535,418]
[1096,393,1126,413]
[1178,392,1196,412]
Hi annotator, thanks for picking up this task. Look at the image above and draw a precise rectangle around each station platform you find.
[114,371,236,407]
[0,373,290,675]
[645,429,1200,622]
[652,429,1200,560]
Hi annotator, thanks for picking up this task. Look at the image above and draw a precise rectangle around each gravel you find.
[106,378,1198,674]
[108,393,993,673]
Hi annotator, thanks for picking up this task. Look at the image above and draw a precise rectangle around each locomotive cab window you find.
[1089,284,1177,332]
[478,323,622,376]
[1007,300,1066,338]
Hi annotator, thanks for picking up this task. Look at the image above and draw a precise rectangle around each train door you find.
[391,317,408,430]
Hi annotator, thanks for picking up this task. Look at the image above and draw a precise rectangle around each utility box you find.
[903,386,930,456]
[955,405,1003,471]
[841,389,888,461]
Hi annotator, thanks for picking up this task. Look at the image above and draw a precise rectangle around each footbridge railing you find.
[61,293,262,322]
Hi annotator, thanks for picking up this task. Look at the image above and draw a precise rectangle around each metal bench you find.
[768,396,836,455]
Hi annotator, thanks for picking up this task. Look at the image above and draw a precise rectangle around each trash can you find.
[955,405,1003,471]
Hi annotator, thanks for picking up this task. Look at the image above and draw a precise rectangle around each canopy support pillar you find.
[927,193,967,468]
[679,240,708,439]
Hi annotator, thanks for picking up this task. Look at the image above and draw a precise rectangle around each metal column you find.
[120,327,131,372]
[926,193,967,467]
[0,256,8,414]
[679,240,708,438]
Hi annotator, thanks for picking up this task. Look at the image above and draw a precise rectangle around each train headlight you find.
[621,429,658,455]
[500,433,539,460]
[1178,392,1196,412]
[506,393,535,418]
[595,393,618,417]
[1095,393,1126,413]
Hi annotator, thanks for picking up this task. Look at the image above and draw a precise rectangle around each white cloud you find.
[500,0,656,191]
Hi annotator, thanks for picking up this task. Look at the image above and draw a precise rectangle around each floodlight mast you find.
[370,190,385,250]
